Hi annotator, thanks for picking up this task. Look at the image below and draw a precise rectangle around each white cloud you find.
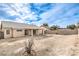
[7,4,38,21]
[14,18,25,23]
[0,3,39,24]
[0,3,78,27]
[38,4,65,24]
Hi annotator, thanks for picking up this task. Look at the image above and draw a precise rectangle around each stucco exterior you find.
[1,28,25,38]
[0,21,46,39]
[12,29,25,38]
[37,29,45,35]
[3,28,12,38]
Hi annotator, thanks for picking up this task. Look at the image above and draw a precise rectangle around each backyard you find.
[0,34,78,56]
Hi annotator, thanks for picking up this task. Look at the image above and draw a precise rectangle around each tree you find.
[77,22,79,28]
[67,24,76,30]
[41,23,49,28]
[50,25,59,30]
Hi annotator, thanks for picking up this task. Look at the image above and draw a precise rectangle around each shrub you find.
[67,24,76,30]
[23,38,36,56]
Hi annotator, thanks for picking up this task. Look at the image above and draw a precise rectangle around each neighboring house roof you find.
[0,21,44,29]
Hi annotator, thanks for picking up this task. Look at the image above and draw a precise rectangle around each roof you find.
[0,21,43,29]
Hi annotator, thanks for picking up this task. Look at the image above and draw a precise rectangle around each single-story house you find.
[0,21,47,39]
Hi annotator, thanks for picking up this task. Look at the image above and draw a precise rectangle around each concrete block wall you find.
[46,29,78,35]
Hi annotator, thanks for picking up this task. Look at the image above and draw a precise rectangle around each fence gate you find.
[0,31,4,39]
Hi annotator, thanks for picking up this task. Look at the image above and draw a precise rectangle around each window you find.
[17,29,22,32]
[6,30,10,34]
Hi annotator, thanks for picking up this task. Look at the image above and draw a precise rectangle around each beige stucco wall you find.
[36,30,39,35]
[2,28,25,38]
[2,28,45,39]
[13,29,25,37]
[27,29,31,36]
[25,29,45,36]
[37,29,45,35]
[3,28,12,39]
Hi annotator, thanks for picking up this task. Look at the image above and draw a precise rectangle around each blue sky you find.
[0,3,79,28]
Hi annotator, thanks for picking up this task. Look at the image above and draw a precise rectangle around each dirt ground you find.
[34,34,77,56]
[0,34,78,56]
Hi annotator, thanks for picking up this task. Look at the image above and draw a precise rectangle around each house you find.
[0,21,46,39]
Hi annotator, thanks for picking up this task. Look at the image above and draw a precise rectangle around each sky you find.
[0,3,79,28]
